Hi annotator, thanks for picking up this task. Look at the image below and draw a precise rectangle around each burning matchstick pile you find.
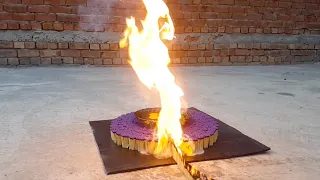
[118,0,214,179]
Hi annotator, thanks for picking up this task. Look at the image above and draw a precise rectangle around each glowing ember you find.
[120,0,190,158]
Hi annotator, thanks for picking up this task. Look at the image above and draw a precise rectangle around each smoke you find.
[78,0,126,32]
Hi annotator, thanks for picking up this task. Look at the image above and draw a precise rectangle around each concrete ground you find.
[0,65,320,180]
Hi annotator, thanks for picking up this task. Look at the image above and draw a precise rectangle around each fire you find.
[120,0,190,158]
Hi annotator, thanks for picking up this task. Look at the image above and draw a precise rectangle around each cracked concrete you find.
[0,65,320,180]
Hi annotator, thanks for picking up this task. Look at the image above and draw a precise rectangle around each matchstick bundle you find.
[110,130,218,155]
[110,108,219,156]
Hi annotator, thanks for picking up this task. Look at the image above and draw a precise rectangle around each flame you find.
[120,0,189,158]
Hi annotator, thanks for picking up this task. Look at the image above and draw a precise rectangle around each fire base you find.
[89,107,270,175]
[110,108,219,156]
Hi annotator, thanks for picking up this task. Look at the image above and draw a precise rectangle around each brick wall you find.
[0,0,320,66]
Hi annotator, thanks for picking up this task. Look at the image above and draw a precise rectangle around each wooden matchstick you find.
[170,142,214,180]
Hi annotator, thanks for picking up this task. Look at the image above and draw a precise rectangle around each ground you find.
[1,65,320,180]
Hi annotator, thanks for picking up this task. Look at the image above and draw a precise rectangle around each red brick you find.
[240,27,249,33]
[70,43,89,49]
[205,50,219,56]
[51,6,72,13]
[47,43,58,49]
[261,43,287,49]
[294,56,313,62]
[18,58,30,65]
[42,23,53,30]
[212,7,229,13]
[100,44,110,50]
[51,57,62,64]
[7,58,19,65]
[235,0,249,6]
[112,58,122,65]
[40,50,60,57]
[279,2,292,8]
[234,49,249,55]
[58,42,68,49]
[250,1,264,7]
[238,43,253,49]
[0,50,17,58]
[40,57,51,64]
[0,42,13,49]
[220,49,235,56]
[74,57,84,64]
[251,50,265,56]
[57,14,78,22]
[172,44,180,51]
[229,7,244,13]
[205,44,213,50]
[0,22,7,29]
[263,28,271,34]
[61,50,80,57]
[35,14,56,21]
[0,13,13,20]
[3,4,27,13]
[217,27,225,33]
[31,23,42,30]
[198,44,206,50]
[291,15,304,22]
[187,51,203,57]
[306,3,319,10]
[93,58,102,65]
[249,27,255,33]
[36,42,48,49]
[217,13,232,19]
[18,49,39,57]
[190,44,197,51]
[20,22,32,30]
[53,23,64,31]
[109,43,119,50]
[44,0,66,5]
[25,42,35,49]
[233,27,241,33]
[219,0,234,5]
[119,51,128,58]
[279,14,291,21]
[14,42,25,48]
[63,23,73,30]
[66,0,86,6]
[62,57,74,64]
[22,0,44,4]
[247,13,262,20]
[81,50,100,58]
[264,1,278,8]
[102,51,119,58]
[13,13,34,21]
[29,57,40,65]
[180,44,189,50]
[89,44,99,50]
[7,22,19,29]
[28,5,50,13]
[292,3,305,9]
[291,50,315,56]
[271,28,278,34]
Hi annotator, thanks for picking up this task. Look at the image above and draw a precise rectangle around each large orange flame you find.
[120,0,190,158]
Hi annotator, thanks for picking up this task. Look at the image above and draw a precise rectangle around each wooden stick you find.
[170,142,214,180]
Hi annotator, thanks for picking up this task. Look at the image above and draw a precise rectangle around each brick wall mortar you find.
[0,0,319,34]
[0,41,319,66]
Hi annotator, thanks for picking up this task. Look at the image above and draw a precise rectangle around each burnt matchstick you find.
[170,142,214,180]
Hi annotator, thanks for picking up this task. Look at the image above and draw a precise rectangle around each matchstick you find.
[170,142,214,180]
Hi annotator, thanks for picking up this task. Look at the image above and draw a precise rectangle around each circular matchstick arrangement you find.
[110,108,219,155]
